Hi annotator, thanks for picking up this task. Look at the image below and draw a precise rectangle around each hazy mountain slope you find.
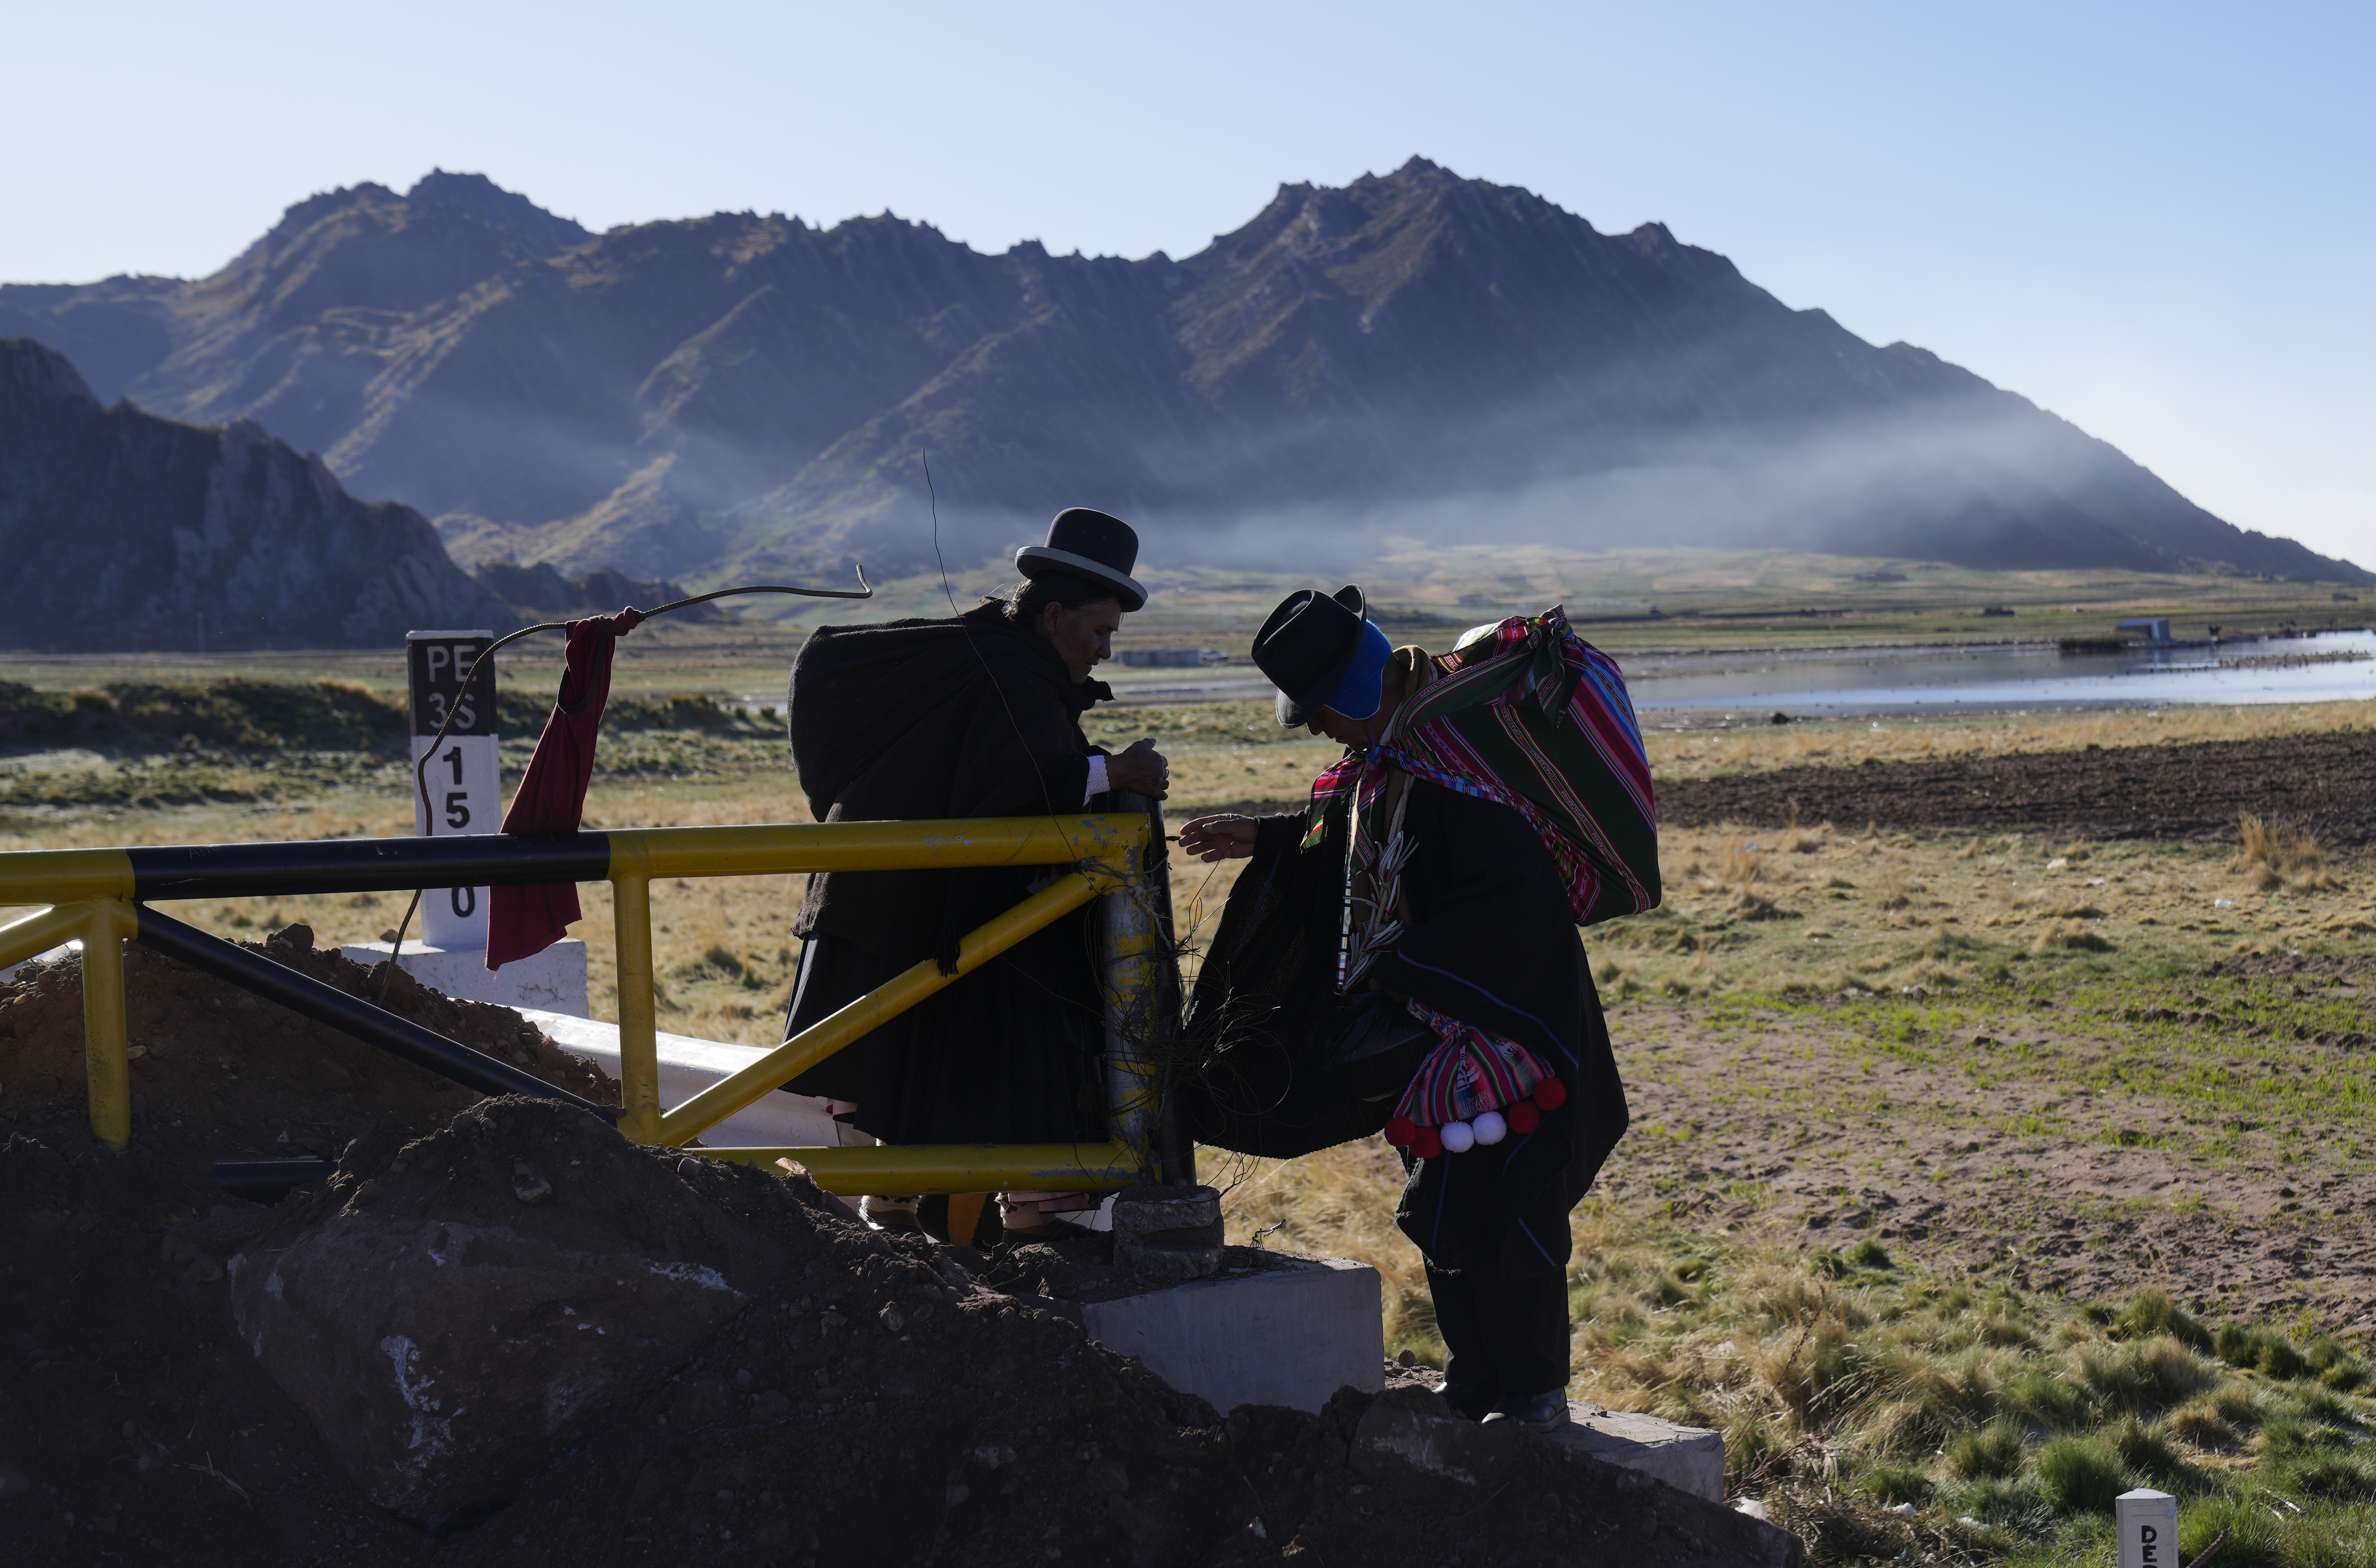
[734,164,2363,583]
[0,339,511,651]
[323,211,1038,574]
[3,162,2363,587]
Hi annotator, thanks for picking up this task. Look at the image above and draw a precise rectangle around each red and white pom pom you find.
[1383,1116,1416,1148]
[1532,1078,1567,1111]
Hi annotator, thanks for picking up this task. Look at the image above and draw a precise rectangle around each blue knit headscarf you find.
[1321,620,1393,720]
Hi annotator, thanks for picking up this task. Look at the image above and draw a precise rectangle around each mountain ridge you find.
[3,159,2363,589]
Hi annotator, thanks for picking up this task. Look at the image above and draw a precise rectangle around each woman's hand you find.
[1177,814,1259,862]
[1106,738,1170,800]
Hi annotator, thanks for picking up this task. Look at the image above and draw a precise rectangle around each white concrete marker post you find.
[360,630,591,1012]
[2117,1488,2180,1568]
[405,630,500,948]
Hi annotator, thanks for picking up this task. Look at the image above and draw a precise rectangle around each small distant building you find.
[1119,648,1226,667]
[2116,617,2174,644]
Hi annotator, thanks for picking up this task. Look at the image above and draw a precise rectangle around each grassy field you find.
[1230,1143,2376,1565]
[5,682,2370,1038]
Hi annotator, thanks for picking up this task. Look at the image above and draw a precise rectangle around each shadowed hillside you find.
[5,161,2364,589]
[0,338,513,650]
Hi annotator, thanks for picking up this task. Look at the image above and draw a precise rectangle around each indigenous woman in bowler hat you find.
[1179,586,1643,1433]
[779,508,1169,1243]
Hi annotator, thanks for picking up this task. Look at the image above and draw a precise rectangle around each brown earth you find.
[1600,985,2376,1341]
[1,948,1802,1567]
[1179,729,2376,848]
[1656,729,2376,844]
[0,923,614,1169]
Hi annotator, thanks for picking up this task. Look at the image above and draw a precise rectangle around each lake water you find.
[1623,628,2376,717]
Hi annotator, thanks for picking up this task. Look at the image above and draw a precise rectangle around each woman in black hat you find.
[779,508,1168,1243]
[1179,586,1634,1434]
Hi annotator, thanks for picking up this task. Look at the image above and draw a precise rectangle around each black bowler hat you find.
[1253,585,1369,726]
[1015,507,1146,612]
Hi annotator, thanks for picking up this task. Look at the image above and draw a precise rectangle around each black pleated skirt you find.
[778,905,1107,1147]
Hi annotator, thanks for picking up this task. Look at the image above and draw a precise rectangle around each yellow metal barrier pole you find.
[0,902,89,971]
[0,847,136,908]
[81,901,136,1151]
[655,864,1126,1147]
[611,850,662,1143]
[612,813,1140,880]
[1100,794,1168,1183]
[695,1141,1145,1196]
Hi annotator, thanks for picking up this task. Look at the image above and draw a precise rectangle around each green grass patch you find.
[1547,1205,2376,1564]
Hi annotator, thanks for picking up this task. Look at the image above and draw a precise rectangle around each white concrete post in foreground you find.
[2117,1488,2179,1568]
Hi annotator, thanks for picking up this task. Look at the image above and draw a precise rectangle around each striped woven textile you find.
[1395,1002,1550,1127]
[1305,605,1661,927]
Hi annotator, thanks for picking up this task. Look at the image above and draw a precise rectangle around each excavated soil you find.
[0,924,614,1169]
[1202,731,2376,844]
[1,948,1798,1567]
[1656,729,2376,844]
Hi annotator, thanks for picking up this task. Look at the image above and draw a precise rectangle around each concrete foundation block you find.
[1079,1255,1382,1415]
[1548,1405,1726,1502]
[516,1009,842,1150]
[340,939,588,1016]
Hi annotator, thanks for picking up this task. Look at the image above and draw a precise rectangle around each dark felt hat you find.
[1015,507,1146,612]
[1253,585,1369,726]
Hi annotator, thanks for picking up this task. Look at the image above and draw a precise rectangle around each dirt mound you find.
[1,937,1802,1563]
[2,1088,1802,1565]
[1656,729,2376,844]
[228,1098,791,1523]
[0,923,613,1170]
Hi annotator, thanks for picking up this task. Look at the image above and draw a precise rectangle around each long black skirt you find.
[778,905,1107,1147]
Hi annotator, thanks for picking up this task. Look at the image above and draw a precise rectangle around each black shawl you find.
[776,604,1113,1145]
[788,603,1105,970]
[1180,782,1629,1277]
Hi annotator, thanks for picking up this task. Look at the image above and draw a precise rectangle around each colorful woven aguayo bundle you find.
[1305,604,1660,959]
[1381,1002,1568,1159]
[1303,605,1656,1155]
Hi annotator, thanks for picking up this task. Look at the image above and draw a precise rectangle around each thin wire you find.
[409,571,875,851]
[377,570,872,1001]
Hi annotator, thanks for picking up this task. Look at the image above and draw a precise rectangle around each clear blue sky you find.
[7,0,2370,564]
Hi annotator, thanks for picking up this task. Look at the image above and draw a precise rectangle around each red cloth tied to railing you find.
[486,609,643,970]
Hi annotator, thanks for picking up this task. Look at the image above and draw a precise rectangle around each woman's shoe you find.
[861,1195,923,1235]
[1480,1388,1571,1433]
[1432,1380,1497,1421]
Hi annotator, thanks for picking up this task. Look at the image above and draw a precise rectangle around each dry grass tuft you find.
[1876,871,1925,911]
[1776,804,1829,854]
[2033,918,2115,953]
[2233,813,2340,893]
[1716,843,1766,891]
